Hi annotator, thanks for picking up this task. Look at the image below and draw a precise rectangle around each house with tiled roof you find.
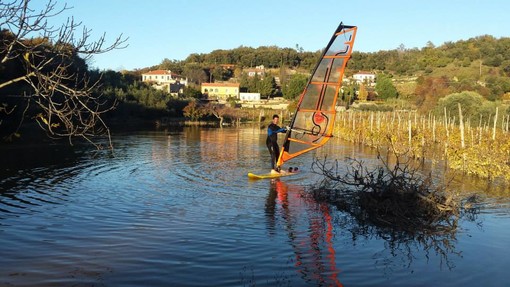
[219,64,235,70]
[201,82,240,102]
[244,65,265,77]
[141,70,188,94]
[353,71,376,84]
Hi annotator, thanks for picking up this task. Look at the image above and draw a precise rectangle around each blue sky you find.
[31,0,509,71]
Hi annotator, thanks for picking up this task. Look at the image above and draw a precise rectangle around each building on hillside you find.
[219,64,235,70]
[201,82,240,102]
[353,71,376,84]
[245,65,265,77]
[141,70,188,94]
[239,92,261,101]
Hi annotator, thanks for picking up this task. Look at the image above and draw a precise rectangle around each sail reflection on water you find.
[265,179,343,286]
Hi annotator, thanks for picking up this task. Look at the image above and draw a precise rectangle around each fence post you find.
[493,107,498,140]
[433,116,436,142]
[370,112,373,133]
[458,103,465,149]
[408,118,412,147]
[444,107,449,138]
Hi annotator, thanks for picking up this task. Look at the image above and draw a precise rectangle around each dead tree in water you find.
[309,143,478,234]
[309,148,481,269]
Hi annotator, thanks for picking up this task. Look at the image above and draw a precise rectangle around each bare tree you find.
[0,0,127,148]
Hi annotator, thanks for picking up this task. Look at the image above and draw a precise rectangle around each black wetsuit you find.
[266,123,286,170]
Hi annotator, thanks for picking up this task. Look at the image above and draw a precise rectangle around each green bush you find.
[435,91,485,121]
[355,103,393,112]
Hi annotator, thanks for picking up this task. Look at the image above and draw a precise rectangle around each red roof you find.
[144,70,171,75]
[143,70,183,78]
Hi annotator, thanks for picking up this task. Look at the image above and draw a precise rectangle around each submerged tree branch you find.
[307,149,481,270]
[309,146,478,233]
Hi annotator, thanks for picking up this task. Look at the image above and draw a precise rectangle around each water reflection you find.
[265,179,342,286]
[264,175,483,285]
[0,128,508,286]
[0,144,90,217]
[319,192,482,275]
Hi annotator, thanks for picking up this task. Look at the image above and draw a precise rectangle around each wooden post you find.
[493,107,498,140]
[444,107,449,138]
[467,118,471,147]
[478,114,483,144]
[370,112,374,133]
[397,112,401,131]
[444,107,449,159]
[433,116,436,142]
[352,111,356,135]
[458,103,465,149]
[408,118,412,146]
[421,116,426,158]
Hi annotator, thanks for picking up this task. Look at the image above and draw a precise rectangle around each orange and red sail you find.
[277,23,357,168]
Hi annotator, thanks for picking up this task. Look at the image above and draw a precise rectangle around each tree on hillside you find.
[239,73,250,92]
[259,75,276,98]
[486,75,510,101]
[182,86,202,99]
[182,63,208,84]
[182,100,205,121]
[159,58,183,74]
[0,0,127,147]
[211,65,232,81]
[358,84,368,101]
[234,66,243,78]
[185,53,203,64]
[282,74,308,100]
[246,74,261,93]
[279,64,288,88]
[375,74,398,99]
[414,76,451,112]
[435,91,485,121]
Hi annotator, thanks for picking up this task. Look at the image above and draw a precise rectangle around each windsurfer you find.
[266,114,287,173]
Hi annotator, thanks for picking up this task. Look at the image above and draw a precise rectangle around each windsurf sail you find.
[277,22,357,169]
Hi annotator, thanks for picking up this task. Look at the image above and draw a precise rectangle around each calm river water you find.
[0,126,509,286]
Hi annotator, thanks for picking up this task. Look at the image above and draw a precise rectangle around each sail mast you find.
[276,22,357,168]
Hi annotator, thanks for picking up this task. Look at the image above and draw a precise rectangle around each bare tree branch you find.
[1,0,128,148]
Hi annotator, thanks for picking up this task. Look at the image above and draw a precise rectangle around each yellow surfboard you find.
[247,170,299,180]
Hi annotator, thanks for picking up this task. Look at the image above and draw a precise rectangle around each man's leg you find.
[273,144,280,171]
[267,145,275,170]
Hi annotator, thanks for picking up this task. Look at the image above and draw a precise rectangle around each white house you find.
[142,70,188,94]
[239,92,261,101]
[142,70,188,85]
[353,71,376,84]
[245,65,265,77]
